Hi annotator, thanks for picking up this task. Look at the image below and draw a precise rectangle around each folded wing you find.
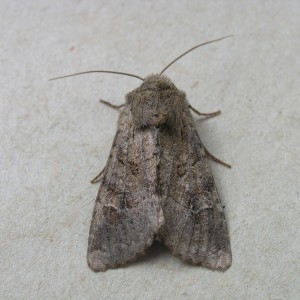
[158,108,232,270]
[87,106,162,271]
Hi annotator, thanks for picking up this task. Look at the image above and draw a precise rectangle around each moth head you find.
[126,74,186,131]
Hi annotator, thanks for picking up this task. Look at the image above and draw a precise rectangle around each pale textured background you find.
[1,1,299,299]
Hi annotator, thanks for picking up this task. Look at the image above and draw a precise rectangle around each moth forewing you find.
[87,104,163,272]
[157,100,232,270]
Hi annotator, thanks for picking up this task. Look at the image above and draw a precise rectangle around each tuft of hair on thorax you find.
[126,74,188,135]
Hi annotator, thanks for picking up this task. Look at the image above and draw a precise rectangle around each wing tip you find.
[205,250,232,271]
[166,244,232,271]
[87,238,155,272]
[87,250,108,272]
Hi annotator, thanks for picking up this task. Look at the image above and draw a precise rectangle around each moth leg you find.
[100,99,125,110]
[90,167,105,184]
[204,147,231,168]
[188,104,221,118]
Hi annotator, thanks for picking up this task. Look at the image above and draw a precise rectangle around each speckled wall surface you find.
[1,1,299,299]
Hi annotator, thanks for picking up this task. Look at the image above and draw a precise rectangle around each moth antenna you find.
[160,35,233,75]
[49,70,144,81]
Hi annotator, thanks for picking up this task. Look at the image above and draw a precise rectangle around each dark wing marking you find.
[87,105,163,271]
[158,106,232,271]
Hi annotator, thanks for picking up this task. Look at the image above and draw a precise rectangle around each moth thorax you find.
[131,97,174,129]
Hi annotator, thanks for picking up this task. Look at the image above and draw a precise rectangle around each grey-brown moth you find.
[51,35,232,272]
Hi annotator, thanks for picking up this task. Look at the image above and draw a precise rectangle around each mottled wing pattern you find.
[158,107,232,270]
[87,105,162,272]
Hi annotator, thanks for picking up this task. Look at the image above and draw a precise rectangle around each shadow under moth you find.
[51,35,233,272]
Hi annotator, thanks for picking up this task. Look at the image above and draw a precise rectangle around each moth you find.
[51,35,232,272]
